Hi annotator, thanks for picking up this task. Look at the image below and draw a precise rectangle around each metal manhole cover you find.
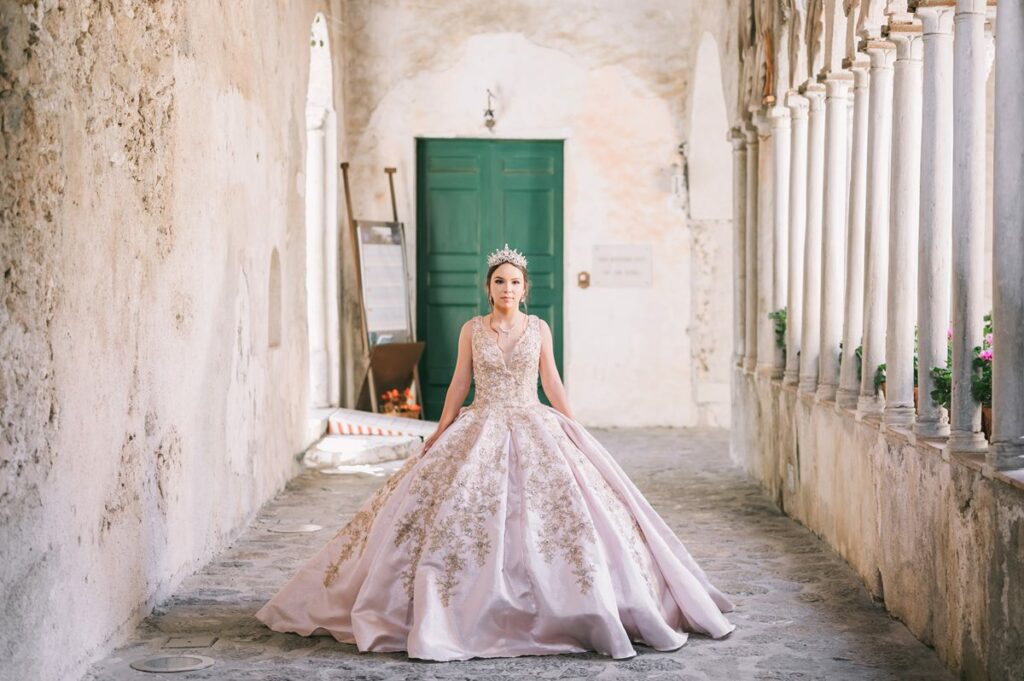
[266,523,323,533]
[129,654,215,673]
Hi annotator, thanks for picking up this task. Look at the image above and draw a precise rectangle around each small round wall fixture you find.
[266,523,323,533]
[129,655,215,673]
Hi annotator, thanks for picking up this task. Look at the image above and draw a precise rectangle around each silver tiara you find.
[486,243,528,269]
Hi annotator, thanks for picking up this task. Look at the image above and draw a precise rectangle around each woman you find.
[255,244,736,660]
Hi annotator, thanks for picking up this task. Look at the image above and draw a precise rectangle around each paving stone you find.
[84,428,954,681]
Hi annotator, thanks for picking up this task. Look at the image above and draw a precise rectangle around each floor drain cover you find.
[163,635,217,648]
[130,655,215,673]
[266,523,323,533]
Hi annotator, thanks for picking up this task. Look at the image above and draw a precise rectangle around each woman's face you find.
[488,263,527,313]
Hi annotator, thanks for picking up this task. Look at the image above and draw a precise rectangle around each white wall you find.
[0,3,343,680]
[340,0,739,427]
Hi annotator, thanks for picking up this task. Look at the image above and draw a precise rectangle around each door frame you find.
[410,134,571,397]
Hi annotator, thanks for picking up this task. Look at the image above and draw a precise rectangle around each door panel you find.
[417,139,564,420]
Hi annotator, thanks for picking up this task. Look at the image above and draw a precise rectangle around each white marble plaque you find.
[592,244,653,287]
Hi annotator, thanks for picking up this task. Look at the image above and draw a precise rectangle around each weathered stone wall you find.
[0,2,340,680]
[338,0,742,427]
[732,371,1024,681]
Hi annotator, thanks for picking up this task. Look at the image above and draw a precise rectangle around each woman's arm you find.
[538,318,576,421]
[422,320,475,452]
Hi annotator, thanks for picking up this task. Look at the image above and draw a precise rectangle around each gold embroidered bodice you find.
[469,314,542,409]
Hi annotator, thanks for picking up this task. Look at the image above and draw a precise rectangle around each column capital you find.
[786,90,809,118]
[729,126,747,149]
[767,105,791,129]
[743,121,758,144]
[752,108,772,135]
[819,71,854,98]
[888,22,925,59]
[864,39,898,68]
[800,81,827,108]
[306,105,329,130]
[954,0,995,16]
[850,59,871,88]
[915,2,956,34]
[842,53,871,72]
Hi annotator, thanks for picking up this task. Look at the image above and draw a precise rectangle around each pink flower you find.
[946,326,953,340]
[985,333,993,347]
[979,349,993,362]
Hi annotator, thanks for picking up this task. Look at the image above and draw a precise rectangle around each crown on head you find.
[486,243,528,270]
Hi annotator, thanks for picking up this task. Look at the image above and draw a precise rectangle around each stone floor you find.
[84,428,955,681]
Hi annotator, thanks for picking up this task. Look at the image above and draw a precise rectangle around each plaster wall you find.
[339,0,742,427]
[0,2,340,680]
[732,371,1024,681]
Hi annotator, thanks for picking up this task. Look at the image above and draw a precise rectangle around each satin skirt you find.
[255,403,736,661]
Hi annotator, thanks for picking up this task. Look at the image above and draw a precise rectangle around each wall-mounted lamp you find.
[484,89,496,131]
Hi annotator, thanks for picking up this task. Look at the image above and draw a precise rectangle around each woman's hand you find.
[421,425,446,454]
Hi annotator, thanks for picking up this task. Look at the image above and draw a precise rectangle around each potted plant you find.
[933,315,994,440]
[769,307,787,366]
[929,325,954,411]
[971,314,994,440]
[380,387,423,419]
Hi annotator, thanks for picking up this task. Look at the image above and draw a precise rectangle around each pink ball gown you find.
[255,314,736,660]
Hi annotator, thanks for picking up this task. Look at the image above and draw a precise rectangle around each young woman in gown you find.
[255,244,736,661]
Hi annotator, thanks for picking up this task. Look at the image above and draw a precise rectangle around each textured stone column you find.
[883,23,924,428]
[731,128,748,368]
[990,0,1024,469]
[743,122,759,374]
[799,84,827,394]
[769,106,791,377]
[915,4,955,439]
[837,59,870,409]
[857,40,896,417]
[305,116,329,407]
[784,93,809,386]
[815,73,852,402]
[948,0,989,452]
[755,111,777,376]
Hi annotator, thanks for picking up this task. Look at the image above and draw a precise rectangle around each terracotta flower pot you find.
[982,405,992,441]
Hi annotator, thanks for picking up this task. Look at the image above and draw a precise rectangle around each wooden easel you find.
[342,162,425,417]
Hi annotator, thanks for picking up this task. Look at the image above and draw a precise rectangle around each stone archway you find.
[687,31,734,426]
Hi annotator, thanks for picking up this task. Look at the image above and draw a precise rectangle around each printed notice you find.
[592,244,653,287]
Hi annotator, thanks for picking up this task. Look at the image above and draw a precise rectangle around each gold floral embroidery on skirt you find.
[553,422,660,600]
[517,414,597,594]
[323,452,420,587]
[392,413,508,606]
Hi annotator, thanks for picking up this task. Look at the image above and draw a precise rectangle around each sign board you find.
[592,244,653,287]
[355,220,413,345]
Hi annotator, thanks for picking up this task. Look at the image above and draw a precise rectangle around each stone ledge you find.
[755,373,1024,494]
[734,366,1024,680]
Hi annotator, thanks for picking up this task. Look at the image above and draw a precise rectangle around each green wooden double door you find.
[416,139,564,420]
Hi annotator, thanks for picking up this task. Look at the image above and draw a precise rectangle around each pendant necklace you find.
[490,313,522,338]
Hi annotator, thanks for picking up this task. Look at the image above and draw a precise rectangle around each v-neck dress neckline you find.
[479,314,533,371]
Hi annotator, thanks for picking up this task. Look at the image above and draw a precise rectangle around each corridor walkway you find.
[85,429,953,680]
